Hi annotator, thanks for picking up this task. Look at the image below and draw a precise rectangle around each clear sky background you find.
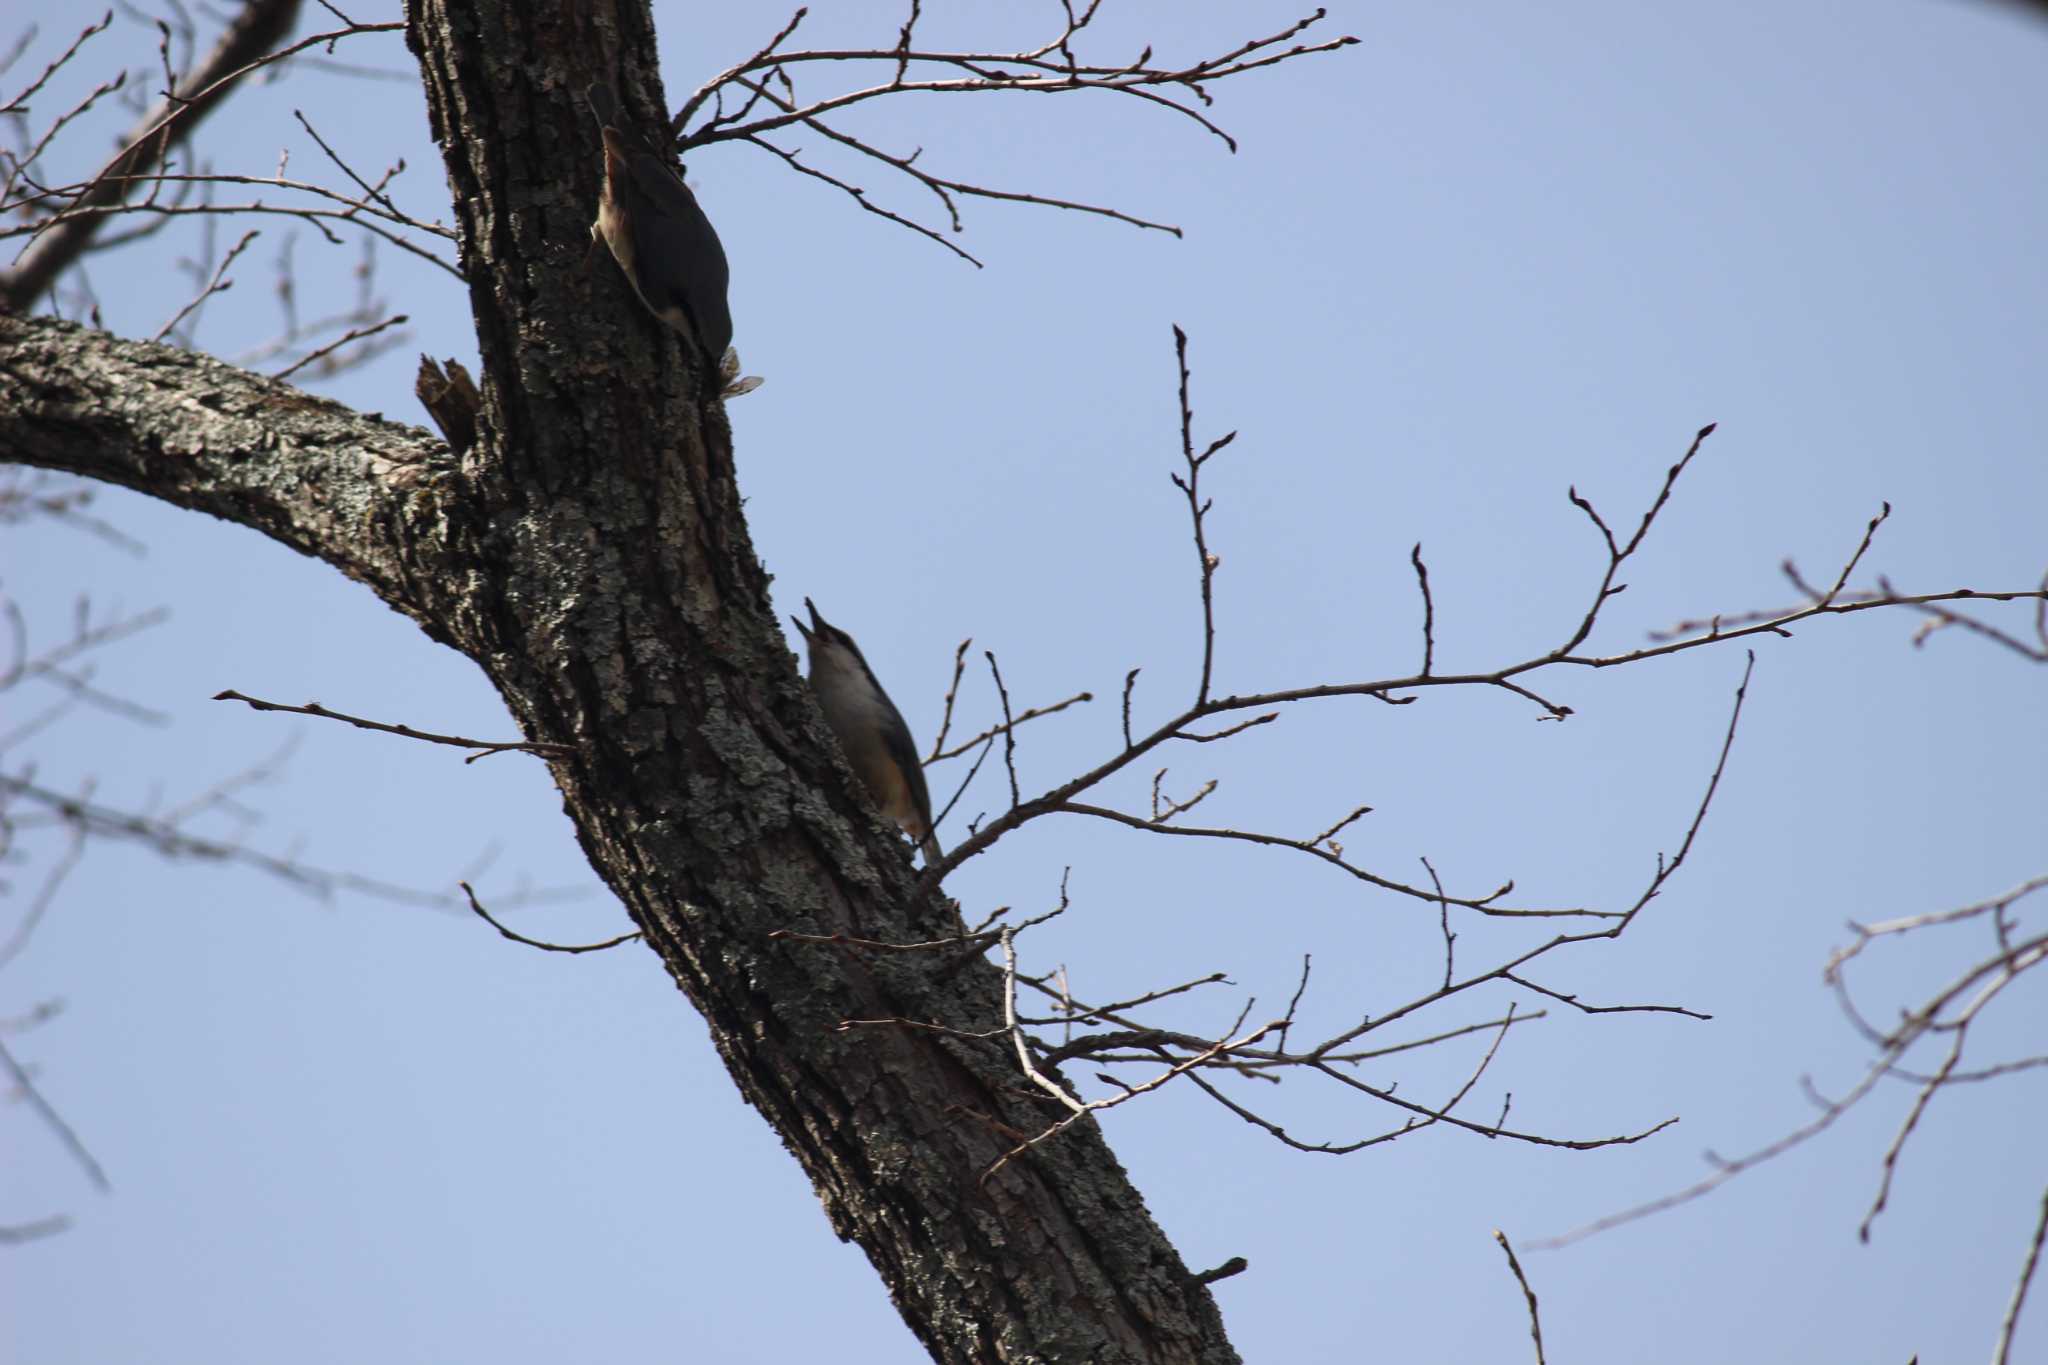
[6,2,2046,1362]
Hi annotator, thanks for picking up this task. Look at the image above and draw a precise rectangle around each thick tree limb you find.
[0,313,447,619]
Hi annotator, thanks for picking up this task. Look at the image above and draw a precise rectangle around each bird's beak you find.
[793,597,825,640]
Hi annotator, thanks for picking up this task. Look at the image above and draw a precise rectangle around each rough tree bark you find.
[0,1,1242,1361]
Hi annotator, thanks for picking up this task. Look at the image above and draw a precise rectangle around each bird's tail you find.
[919,831,944,873]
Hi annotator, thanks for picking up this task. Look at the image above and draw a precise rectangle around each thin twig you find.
[1532,871,2045,1253]
[0,1215,74,1244]
[1411,542,1435,676]
[213,689,574,762]
[1002,927,1086,1117]
[1823,503,1890,604]
[1171,324,1231,707]
[1055,801,1578,916]
[150,225,256,342]
[0,1033,108,1191]
[931,736,995,834]
[743,133,983,267]
[769,897,1067,956]
[1997,1183,2048,1365]
[1424,855,1454,990]
[1494,1230,1547,1365]
[290,106,401,219]
[667,11,1353,265]
[1120,667,1140,748]
[0,826,84,972]
[271,311,407,380]
[0,772,584,913]
[5,2,380,307]
[925,638,972,758]
[984,651,1022,808]
[460,882,639,955]
[929,689,1091,763]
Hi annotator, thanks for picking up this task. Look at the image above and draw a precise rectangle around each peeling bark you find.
[0,0,1244,1358]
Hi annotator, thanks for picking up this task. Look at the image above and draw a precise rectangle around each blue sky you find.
[6,2,2046,1361]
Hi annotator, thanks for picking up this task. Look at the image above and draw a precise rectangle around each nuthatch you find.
[585,82,733,381]
[793,599,942,867]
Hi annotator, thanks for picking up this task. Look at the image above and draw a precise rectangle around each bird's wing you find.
[880,704,937,840]
[622,152,734,359]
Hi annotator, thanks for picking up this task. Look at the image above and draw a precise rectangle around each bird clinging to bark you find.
[793,599,943,869]
[585,81,734,391]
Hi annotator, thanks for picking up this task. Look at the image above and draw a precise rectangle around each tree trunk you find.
[0,1,1243,1358]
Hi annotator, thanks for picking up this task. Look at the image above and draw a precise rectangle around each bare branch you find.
[460,882,639,956]
[729,69,1183,244]
[1555,422,1717,659]
[1026,970,1230,1033]
[681,10,1354,151]
[1535,873,2046,1265]
[1424,856,1455,990]
[1998,1183,2048,1365]
[743,133,983,267]
[1494,1229,1548,1365]
[925,637,973,759]
[1,15,111,118]
[1170,323,1231,705]
[1001,926,1087,1120]
[984,1012,1284,1185]
[0,1033,108,1192]
[1056,801,1572,916]
[1497,970,1711,1021]
[0,825,83,972]
[0,472,145,554]
[929,688,1091,764]
[212,689,576,763]
[150,224,255,342]
[0,771,580,913]
[9,181,461,279]
[983,650,1022,809]
[0,1214,74,1244]
[270,311,406,380]
[290,107,403,222]
[1411,542,1436,676]
[2,0,329,308]
[0,596,169,734]
[1822,502,1890,604]
[1120,666,1140,747]
[1654,562,2048,665]
[775,878,1071,959]
[667,10,1355,261]
[930,735,995,835]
